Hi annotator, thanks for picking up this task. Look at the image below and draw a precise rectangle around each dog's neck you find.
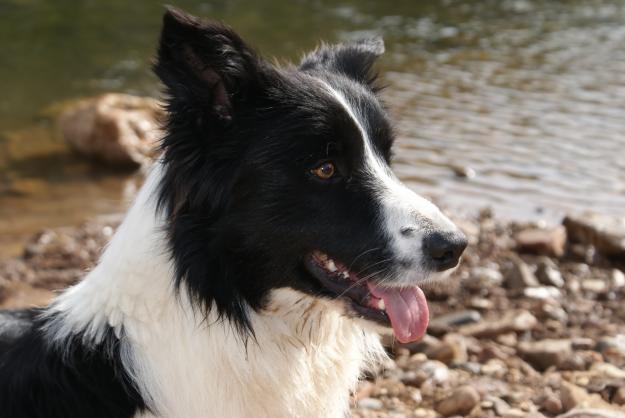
[45,163,386,418]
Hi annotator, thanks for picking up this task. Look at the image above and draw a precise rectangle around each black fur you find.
[154,7,397,335]
[0,309,146,418]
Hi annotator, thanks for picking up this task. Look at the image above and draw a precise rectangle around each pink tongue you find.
[367,283,429,343]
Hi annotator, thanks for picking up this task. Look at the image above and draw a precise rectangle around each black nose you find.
[422,231,468,271]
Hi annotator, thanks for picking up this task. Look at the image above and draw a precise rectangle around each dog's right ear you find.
[154,6,259,124]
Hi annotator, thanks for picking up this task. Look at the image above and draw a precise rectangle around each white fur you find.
[316,80,459,284]
[44,163,386,418]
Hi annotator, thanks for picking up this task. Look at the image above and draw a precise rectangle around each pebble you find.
[581,279,608,293]
[542,393,563,414]
[435,385,480,416]
[611,269,625,288]
[514,225,567,258]
[357,398,383,409]
[536,257,565,288]
[518,339,572,371]
[460,309,537,338]
[506,256,540,290]
[523,286,562,300]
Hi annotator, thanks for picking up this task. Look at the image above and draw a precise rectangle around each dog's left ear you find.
[154,6,260,123]
[299,38,385,87]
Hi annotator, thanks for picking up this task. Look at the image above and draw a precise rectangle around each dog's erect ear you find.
[154,7,259,122]
[299,38,385,86]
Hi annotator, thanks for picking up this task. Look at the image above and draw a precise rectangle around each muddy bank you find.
[1,211,624,417]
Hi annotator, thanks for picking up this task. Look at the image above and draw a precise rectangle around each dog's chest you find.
[128,289,384,418]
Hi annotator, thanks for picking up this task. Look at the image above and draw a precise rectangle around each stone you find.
[515,226,567,257]
[413,408,437,418]
[423,334,468,365]
[518,339,572,371]
[611,269,625,288]
[506,256,540,290]
[596,335,625,358]
[357,397,383,409]
[435,385,480,416]
[571,338,595,351]
[58,93,165,167]
[557,410,625,418]
[581,279,608,294]
[563,213,625,257]
[542,393,563,414]
[536,257,565,288]
[466,266,503,290]
[560,381,613,412]
[428,310,482,334]
[524,286,562,300]
[416,360,451,384]
[460,310,537,338]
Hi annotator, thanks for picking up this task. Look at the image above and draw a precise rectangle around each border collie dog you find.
[0,7,467,418]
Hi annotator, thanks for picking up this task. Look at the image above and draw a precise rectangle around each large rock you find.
[515,225,567,257]
[563,214,625,257]
[58,93,165,167]
[518,339,572,371]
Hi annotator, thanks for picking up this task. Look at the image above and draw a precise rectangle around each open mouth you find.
[305,251,429,343]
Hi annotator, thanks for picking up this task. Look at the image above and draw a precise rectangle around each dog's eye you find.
[311,162,336,180]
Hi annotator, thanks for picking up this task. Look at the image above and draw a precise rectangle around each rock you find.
[581,279,608,294]
[423,334,468,365]
[413,408,437,418]
[466,266,504,290]
[571,338,595,351]
[58,93,165,167]
[460,310,537,338]
[518,339,572,371]
[596,335,625,358]
[560,381,613,412]
[557,410,625,418]
[506,256,540,290]
[590,362,625,380]
[543,393,564,414]
[435,385,480,416]
[536,257,565,288]
[611,269,625,288]
[563,214,625,257]
[482,396,511,416]
[357,397,383,409]
[515,226,567,257]
[416,360,451,384]
[524,286,562,300]
[428,310,482,334]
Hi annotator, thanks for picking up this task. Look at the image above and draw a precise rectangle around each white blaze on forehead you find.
[316,79,457,267]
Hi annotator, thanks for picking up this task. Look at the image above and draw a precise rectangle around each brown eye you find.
[311,162,336,180]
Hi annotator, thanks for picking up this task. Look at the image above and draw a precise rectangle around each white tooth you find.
[327,260,337,272]
[377,299,385,310]
[341,271,349,279]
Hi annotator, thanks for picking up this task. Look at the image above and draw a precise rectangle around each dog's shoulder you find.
[0,309,147,418]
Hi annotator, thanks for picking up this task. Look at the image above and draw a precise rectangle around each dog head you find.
[154,7,467,342]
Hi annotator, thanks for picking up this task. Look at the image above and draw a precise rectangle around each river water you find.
[1,0,624,256]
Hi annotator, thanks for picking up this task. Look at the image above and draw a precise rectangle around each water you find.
[1,0,625,256]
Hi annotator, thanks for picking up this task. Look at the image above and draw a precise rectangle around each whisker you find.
[347,247,380,272]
